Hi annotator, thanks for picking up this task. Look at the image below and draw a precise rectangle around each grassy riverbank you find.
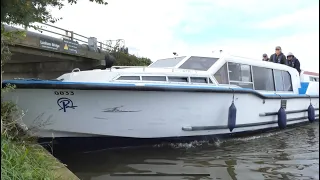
[1,126,79,180]
[1,92,78,180]
[1,135,80,180]
[2,136,57,179]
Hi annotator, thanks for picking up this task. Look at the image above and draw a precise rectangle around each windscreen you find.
[179,56,219,71]
[149,56,186,68]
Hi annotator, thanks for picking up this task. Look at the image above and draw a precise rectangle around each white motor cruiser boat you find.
[2,52,319,151]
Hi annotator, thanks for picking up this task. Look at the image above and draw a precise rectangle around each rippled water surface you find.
[57,123,319,180]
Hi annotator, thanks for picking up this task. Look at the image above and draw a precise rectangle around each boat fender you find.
[228,102,237,132]
[277,107,287,129]
[307,104,315,123]
[105,54,116,68]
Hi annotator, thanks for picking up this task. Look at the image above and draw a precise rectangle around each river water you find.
[57,123,319,180]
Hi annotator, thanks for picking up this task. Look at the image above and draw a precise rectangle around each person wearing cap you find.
[269,46,287,65]
[262,53,269,61]
[287,52,301,74]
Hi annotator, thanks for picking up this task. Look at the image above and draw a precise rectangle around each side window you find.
[310,77,319,82]
[228,62,252,82]
[282,71,293,91]
[228,62,241,81]
[252,66,275,91]
[273,70,284,91]
[117,76,140,80]
[240,64,252,82]
[228,62,253,89]
[309,77,314,81]
[214,63,229,84]
[168,76,188,83]
[190,77,208,84]
[141,76,166,81]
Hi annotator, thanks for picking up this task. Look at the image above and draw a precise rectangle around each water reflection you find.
[56,123,319,180]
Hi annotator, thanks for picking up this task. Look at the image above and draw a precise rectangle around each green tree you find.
[113,52,152,66]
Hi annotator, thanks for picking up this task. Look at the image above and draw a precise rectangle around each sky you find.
[39,0,319,72]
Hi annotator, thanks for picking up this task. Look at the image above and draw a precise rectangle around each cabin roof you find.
[224,56,291,71]
[109,67,210,75]
[151,54,300,73]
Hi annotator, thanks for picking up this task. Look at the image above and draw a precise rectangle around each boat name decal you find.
[102,106,141,113]
[57,97,77,112]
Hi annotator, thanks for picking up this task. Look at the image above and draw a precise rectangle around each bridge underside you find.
[3,45,106,80]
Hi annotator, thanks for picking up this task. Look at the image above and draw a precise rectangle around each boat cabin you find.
[147,55,300,93]
[58,54,315,95]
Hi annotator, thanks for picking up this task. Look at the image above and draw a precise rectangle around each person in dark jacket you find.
[269,46,287,65]
[287,52,301,74]
[262,53,270,61]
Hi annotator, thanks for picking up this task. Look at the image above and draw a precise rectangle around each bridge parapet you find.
[2,23,123,80]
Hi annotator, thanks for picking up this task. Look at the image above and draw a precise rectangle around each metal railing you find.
[28,22,125,53]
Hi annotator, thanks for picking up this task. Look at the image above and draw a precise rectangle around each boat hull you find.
[38,121,318,153]
[2,82,319,151]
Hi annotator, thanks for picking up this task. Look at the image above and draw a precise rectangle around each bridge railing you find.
[28,22,124,53]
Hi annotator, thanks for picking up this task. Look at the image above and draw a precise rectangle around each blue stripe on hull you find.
[2,79,318,98]
[299,82,310,94]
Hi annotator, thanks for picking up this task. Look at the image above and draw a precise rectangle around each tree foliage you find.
[113,52,152,66]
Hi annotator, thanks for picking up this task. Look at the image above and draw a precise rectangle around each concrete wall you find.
[2,25,114,80]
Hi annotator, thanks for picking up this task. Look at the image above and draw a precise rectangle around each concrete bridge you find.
[2,23,123,80]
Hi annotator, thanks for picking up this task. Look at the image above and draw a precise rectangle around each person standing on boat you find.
[287,52,301,75]
[262,53,270,61]
[269,46,287,65]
